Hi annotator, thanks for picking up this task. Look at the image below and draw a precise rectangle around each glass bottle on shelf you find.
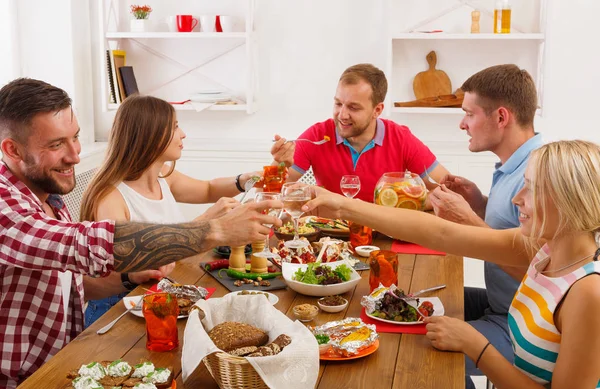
[494,0,511,34]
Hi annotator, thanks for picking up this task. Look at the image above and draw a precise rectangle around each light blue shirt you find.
[484,133,543,315]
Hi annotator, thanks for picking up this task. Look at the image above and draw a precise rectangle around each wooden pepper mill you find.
[228,245,247,272]
[250,241,268,273]
[471,10,481,33]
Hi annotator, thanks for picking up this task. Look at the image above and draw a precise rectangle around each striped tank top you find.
[508,244,600,387]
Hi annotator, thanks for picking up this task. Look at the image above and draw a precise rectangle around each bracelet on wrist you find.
[121,273,139,291]
[235,174,245,192]
[475,341,491,369]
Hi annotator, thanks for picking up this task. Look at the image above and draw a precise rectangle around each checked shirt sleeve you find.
[0,186,116,277]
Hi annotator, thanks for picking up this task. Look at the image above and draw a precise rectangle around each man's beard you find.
[335,118,369,139]
[23,155,76,195]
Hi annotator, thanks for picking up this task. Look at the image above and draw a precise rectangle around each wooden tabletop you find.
[19,236,464,389]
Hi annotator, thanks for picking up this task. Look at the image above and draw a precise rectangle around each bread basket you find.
[203,352,268,389]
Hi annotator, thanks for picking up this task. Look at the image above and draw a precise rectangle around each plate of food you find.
[303,216,350,238]
[312,318,379,360]
[66,360,176,389]
[223,290,279,305]
[282,260,360,297]
[123,278,209,319]
[274,221,321,242]
[362,285,443,325]
[213,244,252,258]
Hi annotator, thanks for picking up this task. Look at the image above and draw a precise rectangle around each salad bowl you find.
[282,259,361,297]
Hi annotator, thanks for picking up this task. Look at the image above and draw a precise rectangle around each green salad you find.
[293,262,352,285]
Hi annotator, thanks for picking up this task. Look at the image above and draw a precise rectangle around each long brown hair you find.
[80,95,176,221]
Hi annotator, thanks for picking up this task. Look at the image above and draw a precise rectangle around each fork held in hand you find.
[239,176,261,203]
[96,296,143,335]
[272,138,330,145]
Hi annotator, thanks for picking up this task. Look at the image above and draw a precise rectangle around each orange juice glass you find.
[369,250,398,292]
[262,165,287,192]
[143,292,179,352]
[348,221,373,249]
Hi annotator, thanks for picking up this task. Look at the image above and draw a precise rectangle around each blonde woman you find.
[304,140,600,388]
[80,95,286,325]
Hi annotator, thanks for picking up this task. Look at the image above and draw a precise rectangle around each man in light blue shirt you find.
[428,65,542,389]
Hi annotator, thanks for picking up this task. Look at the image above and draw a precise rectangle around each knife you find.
[408,284,446,297]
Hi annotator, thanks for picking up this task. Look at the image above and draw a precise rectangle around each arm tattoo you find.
[112,221,212,272]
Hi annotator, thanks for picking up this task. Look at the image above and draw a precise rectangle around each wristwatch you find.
[121,273,139,291]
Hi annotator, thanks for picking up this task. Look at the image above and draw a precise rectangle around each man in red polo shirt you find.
[272,63,449,202]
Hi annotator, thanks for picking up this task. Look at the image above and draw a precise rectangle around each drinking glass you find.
[340,175,361,199]
[262,165,287,192]
[143,292,179,352]
[252,192,283,260]
[281,182,311,249]
[369,250,399,292]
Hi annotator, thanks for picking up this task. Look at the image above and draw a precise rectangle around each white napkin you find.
[182,294,319,389]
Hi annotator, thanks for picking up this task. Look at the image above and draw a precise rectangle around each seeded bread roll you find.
[208,322,268,352]
[228,346,258,357]
[272,334,292,348]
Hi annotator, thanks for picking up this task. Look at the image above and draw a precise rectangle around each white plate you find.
[282,259,361,297]
[122,295,188,319]
[355,245,380,257]
[223,291,279,305]
[365,297,444,325]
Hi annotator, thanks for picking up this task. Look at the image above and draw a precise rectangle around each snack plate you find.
[223,291,279,305]
[320,339,379,361]
[365,297,444,325]
[302,216,350,238]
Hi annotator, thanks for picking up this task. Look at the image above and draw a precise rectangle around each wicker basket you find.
[203,352,269,389]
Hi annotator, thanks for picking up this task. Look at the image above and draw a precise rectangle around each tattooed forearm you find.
[112,221,213,272]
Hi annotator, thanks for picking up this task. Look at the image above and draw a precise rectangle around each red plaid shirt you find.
[0,163,115,388]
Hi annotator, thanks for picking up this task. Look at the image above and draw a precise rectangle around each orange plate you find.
[319,339,379,361]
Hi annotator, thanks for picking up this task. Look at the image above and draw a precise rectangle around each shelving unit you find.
[384,0,547,117]
[98,0,258,114]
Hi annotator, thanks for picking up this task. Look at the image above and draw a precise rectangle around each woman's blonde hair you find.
[80,95,177,221]
[526,140,600,248]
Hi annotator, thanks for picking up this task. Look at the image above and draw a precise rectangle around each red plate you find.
[319,339,379,361]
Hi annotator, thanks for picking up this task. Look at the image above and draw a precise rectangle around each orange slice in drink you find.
[378,188,399,207]
[401,185,425,199]
[397,199,420,210]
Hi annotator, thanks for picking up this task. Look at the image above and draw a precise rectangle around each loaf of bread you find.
[208,322,269,352]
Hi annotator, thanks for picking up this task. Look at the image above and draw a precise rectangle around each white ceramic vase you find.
[130,19,149,32]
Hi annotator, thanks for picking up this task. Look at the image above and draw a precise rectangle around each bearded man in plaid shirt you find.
[0,78,282,388]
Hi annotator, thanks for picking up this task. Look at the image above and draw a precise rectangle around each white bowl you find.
[355,245,380,257]
[282,260,361,297]
[317,296,349,313]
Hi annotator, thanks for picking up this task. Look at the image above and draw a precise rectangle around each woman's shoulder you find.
[96,184,130,221]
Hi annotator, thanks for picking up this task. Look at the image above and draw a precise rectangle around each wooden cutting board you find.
[413,51,452,99]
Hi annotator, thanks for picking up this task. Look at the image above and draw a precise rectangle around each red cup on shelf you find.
[177,15,198,32]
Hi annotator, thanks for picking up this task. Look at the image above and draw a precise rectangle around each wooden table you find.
[19,237,464,389]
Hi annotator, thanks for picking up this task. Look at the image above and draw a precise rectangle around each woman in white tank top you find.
[79,95,284,326]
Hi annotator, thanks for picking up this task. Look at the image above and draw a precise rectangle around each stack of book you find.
[106,50,139,104]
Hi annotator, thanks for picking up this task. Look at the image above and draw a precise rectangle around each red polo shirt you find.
[292,118,438,202]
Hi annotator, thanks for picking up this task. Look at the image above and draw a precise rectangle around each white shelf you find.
[105,32,248,39]
[392,107,542,115]
[392,107,465,114]
[393,33,545,40]
[108,103,248,112]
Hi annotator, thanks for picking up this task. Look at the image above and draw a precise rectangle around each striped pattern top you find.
[508,244,600,387]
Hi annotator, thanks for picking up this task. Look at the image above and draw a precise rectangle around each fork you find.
[96,295,144,335]
[239,176,261,203]
[272,138,330,145]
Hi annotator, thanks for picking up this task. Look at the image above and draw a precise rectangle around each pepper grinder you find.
[250,241,268,273]
[471,10,481,33]
[228,245,247,272]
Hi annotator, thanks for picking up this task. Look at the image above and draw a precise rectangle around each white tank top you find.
[116,178,188,224]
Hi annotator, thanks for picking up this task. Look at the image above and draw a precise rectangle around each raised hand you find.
[301,186,348,220]
[196,197,240,221]
[271,134,295,167]
[438,174,486,217]
[429,185,486,227]
[212,199,284,246]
